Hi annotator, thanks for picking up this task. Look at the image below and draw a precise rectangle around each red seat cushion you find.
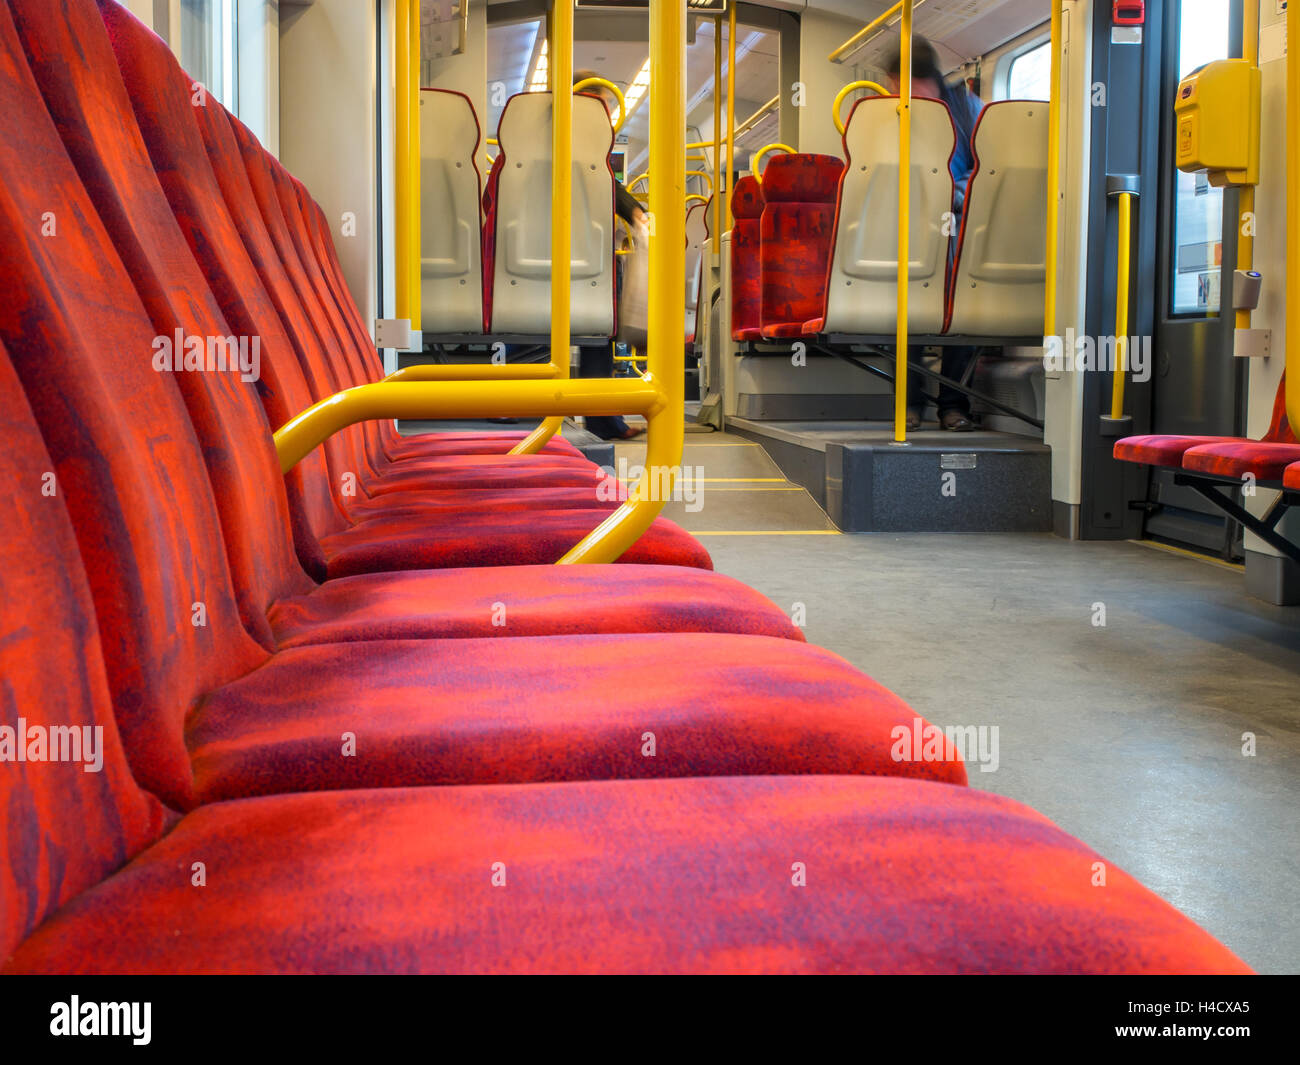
[269,564,805,646]
[1181,440,1300,481]
[1285,461,1300,490]
[1112,434,1236,467]
[319,510,711,577]
[183,634,965,803]
[386,431,583,460]
[5,776,1248,974]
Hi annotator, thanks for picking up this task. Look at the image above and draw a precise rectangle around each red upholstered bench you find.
[729,175,765,341]
[758,153,845,340]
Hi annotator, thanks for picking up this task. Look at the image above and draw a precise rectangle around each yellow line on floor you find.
[693,530,842,536]
[1129,539,1245,572]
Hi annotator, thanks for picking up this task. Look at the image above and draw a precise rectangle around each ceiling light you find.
[528,38,549,92]
[622,56,652,117]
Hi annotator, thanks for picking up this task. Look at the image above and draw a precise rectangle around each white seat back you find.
[419,89,484,334]
[822,96,955,335]
[685,199,709,339]
[490,92,615,336]
[946,101,1048,336]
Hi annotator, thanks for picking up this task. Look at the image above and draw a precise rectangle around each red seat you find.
[5,774,1249,975]
[729,176,765,341]
[1115,373,1294,474]
[1285,461,1300,490]
[759,154,845,339]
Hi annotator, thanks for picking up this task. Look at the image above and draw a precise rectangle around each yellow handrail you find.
[573,75,627,132]
[395,0,410,322]
[386,363,561,382]
[751,142,794,182]
[511,0,574,456]
[275,0,686,566]
[275,379,661,474]
[686,169,714,192]
[725,1,736,228]
[1110,192,1134,420]
[560,0,685,562]
[627,172,649,192]
[712,11,722,254]
[685,194,710,206]
[408,0,421,328]
[1237,0,1258,333]
[1044,0,1062,341]
[833,81,889,137]
[732,95,779,141]
[829,0,930,64]
[894,2,912,444]
[1287,0,1298,434]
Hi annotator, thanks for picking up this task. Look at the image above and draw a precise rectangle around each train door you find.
[1143,0,1246,556]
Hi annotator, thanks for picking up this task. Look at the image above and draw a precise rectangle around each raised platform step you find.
[726,418,1052,533]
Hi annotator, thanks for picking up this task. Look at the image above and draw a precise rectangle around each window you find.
[1005,40,1051,100]
[179,0,238,111]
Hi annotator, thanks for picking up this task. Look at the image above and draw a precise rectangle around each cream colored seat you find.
[945,101,1048,337]
[821,96,955,336]
[487,91,615,337]
[418,88,484,334]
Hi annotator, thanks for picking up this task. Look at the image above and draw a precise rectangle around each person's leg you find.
[936,346,976,430]
[578,343,632,439]
[903,345,930,428]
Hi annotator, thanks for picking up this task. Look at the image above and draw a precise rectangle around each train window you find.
[1005,40,1051,100]
[179,0,237,111]
[1170,0,1231,315]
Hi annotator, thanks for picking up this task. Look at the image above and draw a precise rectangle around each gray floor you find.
[621,431,1300,974]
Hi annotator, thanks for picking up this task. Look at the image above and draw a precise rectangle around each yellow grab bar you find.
[686,169,714,192]
[395,0,410,322]
[712,11,723,255]
[833,81,889,137]
[1044,0,1062,340]
[685,194,709,206]
[829,0,930,64]
[385,363,561,382]
[627,172,649,192]
[274,379,662,475]
[894,3,912,444]
[573,76,627,132]
[560,0,686,562]
[511,0,574,456]
[407,0,421,328]
[751,142,794,182]
[1110,192,1134,421]
[725,1,736,229]
[1287,0,1298,435]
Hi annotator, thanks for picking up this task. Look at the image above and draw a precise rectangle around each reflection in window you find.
[1170,0,1230,315]
[1006,40,1051,101]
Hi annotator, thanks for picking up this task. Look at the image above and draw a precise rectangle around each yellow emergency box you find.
[1173,58,1260,187]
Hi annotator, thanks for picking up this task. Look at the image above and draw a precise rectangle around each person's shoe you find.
[616,425,646,439]
[939,409,974,432]
[906,406,923,431]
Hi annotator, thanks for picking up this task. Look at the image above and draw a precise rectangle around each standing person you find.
[885,38,983,431]
[574,70,646,440]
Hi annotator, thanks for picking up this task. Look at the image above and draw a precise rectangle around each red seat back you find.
[729,175,764,341]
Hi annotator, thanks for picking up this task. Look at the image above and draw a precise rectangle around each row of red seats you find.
[0,0,1247,972]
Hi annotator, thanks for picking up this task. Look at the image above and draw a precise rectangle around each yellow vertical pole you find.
[512,0,572,454]
[395,0,410,323]
[409,0,422,329]
[1045,0,1062,340]
[893,0,912,444]
[1287,0,1299,433]
[559,0,685,562]
[725,0,736,227]
[712,13,722,254]
[1235,0,1258,332]
[1110,192,1132,419]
